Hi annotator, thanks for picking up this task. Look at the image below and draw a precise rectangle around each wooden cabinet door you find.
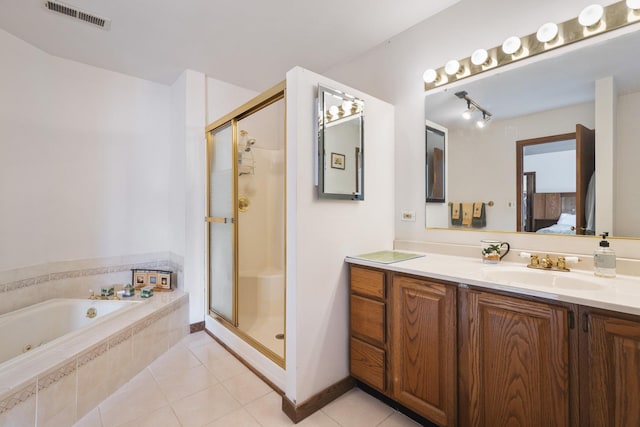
[580,308,640,426]
[391,275,457,426]
[458,289,575,427]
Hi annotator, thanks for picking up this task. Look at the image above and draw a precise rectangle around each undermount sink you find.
[481,267,604,291]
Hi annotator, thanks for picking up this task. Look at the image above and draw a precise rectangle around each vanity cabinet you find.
[579,307,640,426]
[458,288,578,427]
[349,262,640,427]
[349,265,388,392]
[391,274,457,426]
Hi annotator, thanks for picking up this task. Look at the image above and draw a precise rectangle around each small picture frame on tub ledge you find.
[131,269,174,292]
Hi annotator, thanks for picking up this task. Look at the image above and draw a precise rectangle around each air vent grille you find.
[46,1,76,18]
[78,11,106,28]
[44,1,111,30]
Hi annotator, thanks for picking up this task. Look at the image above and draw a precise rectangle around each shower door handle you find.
[205,217,235,224]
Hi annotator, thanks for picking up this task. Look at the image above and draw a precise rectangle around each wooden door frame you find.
[516,132,575,232]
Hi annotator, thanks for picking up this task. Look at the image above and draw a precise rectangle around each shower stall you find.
[205,83,285,364]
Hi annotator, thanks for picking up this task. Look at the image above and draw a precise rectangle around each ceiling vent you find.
[44,1,111,30]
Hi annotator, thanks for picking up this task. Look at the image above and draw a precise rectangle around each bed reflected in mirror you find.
[516,125,595,235]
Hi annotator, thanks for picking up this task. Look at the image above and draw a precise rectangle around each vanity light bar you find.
[424,0,640,90]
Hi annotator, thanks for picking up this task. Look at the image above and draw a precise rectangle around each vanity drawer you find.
[351,266,385,299]
[350,337,386,391]
[351,295,385,345]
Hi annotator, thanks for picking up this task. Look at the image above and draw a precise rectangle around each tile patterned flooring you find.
[73,331,420,427]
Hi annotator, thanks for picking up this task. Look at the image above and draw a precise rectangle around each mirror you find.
[424,27,640,238]
[426,124,446,203]
[317,85,364,200]
[516,129,595,235]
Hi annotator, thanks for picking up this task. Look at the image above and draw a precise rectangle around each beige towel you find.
[451,203,460,220]
[473,202,483,218]
[462,203,473,226]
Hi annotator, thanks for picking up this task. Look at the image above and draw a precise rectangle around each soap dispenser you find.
[594,232,616,278]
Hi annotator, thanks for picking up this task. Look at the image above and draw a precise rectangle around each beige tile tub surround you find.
[0,291,189,426]
[0,252,184,316]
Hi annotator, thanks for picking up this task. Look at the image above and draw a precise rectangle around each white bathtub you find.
[0,298,140,369]
[0,293,189,426]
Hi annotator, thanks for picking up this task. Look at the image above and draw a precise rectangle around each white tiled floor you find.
[73,331,420,427]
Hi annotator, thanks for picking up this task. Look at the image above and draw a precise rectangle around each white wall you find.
[615,90,640,237]
[285,67,395,403]
[172,70,206,323]
[206,78,258,124]
[324,0,640,258]
[523,151,576,193]
[0,28,173,271]
[437,102,592,231]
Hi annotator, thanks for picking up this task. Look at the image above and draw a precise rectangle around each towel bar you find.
[448,201,494,207]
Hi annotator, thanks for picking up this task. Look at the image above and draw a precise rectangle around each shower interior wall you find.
[237,98,286,358]
[237,100,286,277]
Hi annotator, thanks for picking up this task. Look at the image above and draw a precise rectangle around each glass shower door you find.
[207,123,236,324]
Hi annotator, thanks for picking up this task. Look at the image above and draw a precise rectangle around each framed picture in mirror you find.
[331,152,345,169]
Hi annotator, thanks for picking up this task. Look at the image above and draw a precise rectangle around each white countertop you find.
[346,252,640,316]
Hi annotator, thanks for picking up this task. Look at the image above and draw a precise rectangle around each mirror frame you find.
[317,85,365,200]
[425,124,446,203]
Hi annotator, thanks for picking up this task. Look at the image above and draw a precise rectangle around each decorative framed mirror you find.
[317,85,364,200]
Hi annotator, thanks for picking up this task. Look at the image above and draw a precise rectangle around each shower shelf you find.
[238,152,255,176]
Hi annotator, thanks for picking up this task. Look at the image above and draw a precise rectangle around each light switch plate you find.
[401,210,416,222]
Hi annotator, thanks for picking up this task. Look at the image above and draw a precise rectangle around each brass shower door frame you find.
[205,81,286,368]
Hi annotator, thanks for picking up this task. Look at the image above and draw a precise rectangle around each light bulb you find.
[502,36,522,55]
[328,105,339,118]
[476,115,491,128]
[471,49,489,66]
[423,69,438,83]
[627,0,640,9]
[445,60,461,76]
[342,100,353,113]
[536,22,559,43]
[579,4,604,27]
[462,109,473,120]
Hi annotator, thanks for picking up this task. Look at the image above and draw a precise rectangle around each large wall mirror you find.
[317,85,364,200]
[424,27,640,239]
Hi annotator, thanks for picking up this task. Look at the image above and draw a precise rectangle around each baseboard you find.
[282,376,355,423]
[355,381,436,427]
[203,329,284,395]
[190,321,205,333]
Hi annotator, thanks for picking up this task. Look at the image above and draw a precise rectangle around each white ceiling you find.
[0,0,460,91]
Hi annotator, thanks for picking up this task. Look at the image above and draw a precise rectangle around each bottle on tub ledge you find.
[140,286,154,298]
[594,232,616,278]
[123,283,135,297]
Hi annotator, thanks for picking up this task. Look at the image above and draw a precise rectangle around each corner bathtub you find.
[0,298,140,369]
[0,292,189,426]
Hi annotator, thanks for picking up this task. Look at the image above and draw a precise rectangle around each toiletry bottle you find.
[594,232,616,278]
